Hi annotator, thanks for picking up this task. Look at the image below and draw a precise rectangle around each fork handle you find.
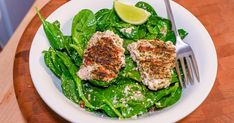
[164,0,179,37]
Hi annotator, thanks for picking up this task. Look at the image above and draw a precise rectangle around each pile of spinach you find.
[36,1,187,119]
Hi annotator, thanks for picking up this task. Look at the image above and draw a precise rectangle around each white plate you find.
[29,0,217,122]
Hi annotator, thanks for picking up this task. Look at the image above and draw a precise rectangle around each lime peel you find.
[114,1,151,25]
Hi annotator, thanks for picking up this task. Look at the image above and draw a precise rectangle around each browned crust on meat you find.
[91,65,117,82]
[78,31,125,82]
[128,39,176,90]
[83,37,122,74]
[137,40,176,79]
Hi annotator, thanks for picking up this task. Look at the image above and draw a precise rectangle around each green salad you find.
[36,1,188,119]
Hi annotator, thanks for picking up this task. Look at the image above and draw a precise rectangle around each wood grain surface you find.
[13,0,69,122]
[0,1,50,123]
[10,0,234,123]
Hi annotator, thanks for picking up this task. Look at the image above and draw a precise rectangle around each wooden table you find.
[1,0,234,122]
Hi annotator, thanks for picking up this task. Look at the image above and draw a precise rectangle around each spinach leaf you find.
[113,22,147,40]
[69,50,82,67]
[89,79,116,87]
[95,9,112,31]
[83,83,122,118]
[137,24,147,39]
[61,71,80,104]
[36,8,65,50]
[95,9,120,31]
[147,24,159,35]
[115,23,139,39]
[57,51,97,110]
[135,1,157,16]
[147,16,172,40]
[120,56,141,82]
[103,79,154,118]
[123,39,135,54]
[108,26,125,38]
[145,16,187,44]
[160,28,188,44]
[96,8,147,40]
[52,20,60,29]
[145,33,157,40]
[153,83,179,102]
[85,78,179,118]
[178,29,188,39]
[49,48,63,74]
[43,50,62,77]
[44,48,81,104]
[63,35,73,52]
[63,36,82,67]
[171,70,179,84]
[41,2,186,118]
[155,83,182,108]
[163,30,176,44]
[72,9,96,57]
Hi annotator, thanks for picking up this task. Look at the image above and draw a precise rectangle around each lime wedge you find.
[114,1,151,25]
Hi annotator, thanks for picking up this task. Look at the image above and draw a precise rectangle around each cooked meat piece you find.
[77,30,125,82]
[128,40,176,90]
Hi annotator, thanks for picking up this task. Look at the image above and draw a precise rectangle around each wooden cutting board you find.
[13,0,69,122]
[13,0,234,122]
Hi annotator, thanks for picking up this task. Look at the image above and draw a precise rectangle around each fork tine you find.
[175,60,185,88]
[185,57,194,85]
[190,54,200,82]
[180,58,189,86]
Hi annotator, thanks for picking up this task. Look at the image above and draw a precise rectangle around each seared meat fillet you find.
[77,31,125,82]
[128,40,176,90]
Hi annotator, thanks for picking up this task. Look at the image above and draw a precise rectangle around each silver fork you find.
[164,0,200,87]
